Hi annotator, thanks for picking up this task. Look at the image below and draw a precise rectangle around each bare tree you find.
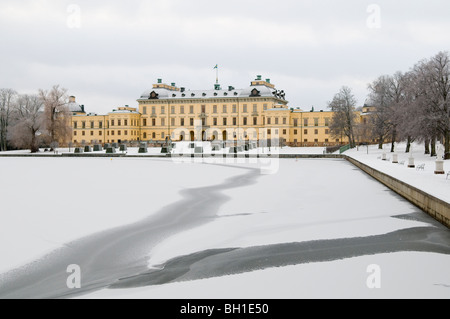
[368,76,393,149]
[329,86,358,148]
[0,89,18,151]
[39,85,72,149]
[10,94,43,153]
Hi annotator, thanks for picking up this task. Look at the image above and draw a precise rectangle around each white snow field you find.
[0,156,449,299]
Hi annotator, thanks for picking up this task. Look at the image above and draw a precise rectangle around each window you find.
[171,106,175,114]
[118,120,121,126]
[110,120,114,127]
[294,119,298,127]
[275,129,279,135]
[304,129,308,135]
[143,133,147,139]
[243,104,248,113]
[190,105,194,114]
[152,107,156,115]
[315,139,319,143]
[118,131,121,136]
[283,118,287,125]
[74,122,78,129]
[268,129,271,135]
[315,129,318,135]
[143,119,147,127]
[152,119,156,126]
[325,139,329,142]
[90,121,94,129]
[125,131,128,136]
[304,139,308,142]
[82,131,85,136]
[161,106,165,114]
[243,117,247,126]
[107,131,109,136]
[325,129,329,135]
[152,133,156,139]
[283,129,287,135]
[180,106,185,114]
[253,117,258,126]
[171,118,175,126]
[213,105,217,114]
[190,118,194,126]
[161,118,165,126]
[124,120,128,126]
[202,118,206,126]
[99,121,103,129]
[304,119,308,127]
[223,118,227,126]
[161,132,165,139]
[275,118,279,125]
[232,105,237,113]
[294,130,298,135]
[253,104,257,113]
[314,118,319,127]
[143,106,147,115]
[223,105,227,113]
[213,118,218,126]
[267,118,271,125]
[181,118,185,126]
[82,121,86,129]
[90,131,94,136]
[201,105,206,113]
[263,104,268,110]
[325,118,330,127]
[74,131,77,136]
[233,118,237,126]
[336,139,340,142]
[99,131,102,136]
[111,131,115,136]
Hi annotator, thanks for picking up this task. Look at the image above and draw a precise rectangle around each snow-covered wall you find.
[346,157,450,228]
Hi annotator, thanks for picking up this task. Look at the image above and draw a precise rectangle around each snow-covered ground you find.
[0,156,448,299]
[346,143,450,203]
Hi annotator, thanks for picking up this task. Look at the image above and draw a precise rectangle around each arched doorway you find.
[190,131,195,141]
[180,132,185,141]
[212,131,218,141]
[222,131,227,142]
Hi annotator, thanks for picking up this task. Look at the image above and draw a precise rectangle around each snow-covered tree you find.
[0,89,17,151]
[11,95,43,153]
[329,86,358,148]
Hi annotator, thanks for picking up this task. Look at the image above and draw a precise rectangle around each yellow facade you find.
[70,77,357,147]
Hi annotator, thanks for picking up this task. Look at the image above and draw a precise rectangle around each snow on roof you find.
[139,85,280,100]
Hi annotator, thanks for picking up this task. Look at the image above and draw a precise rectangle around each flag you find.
[213,64,218,69]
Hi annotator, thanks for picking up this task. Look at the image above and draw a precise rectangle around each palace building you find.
[71,76,355,146]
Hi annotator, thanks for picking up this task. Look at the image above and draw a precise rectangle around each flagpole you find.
[216,66,219,84]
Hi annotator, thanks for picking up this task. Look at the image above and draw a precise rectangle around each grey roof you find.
[68,102,84,113]
[139,85,286,101]
[109,109,140,115]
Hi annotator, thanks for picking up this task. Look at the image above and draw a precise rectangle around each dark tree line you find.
[0,85,72,153]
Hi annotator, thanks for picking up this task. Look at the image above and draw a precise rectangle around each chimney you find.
[181,87,185,93]
[171,83,176,87]
[69,96,76,103]
[266,79,271,83]
[157,79,162,84]
[256,75,262,81]
[81,105,85,113]
[228,86,235,91]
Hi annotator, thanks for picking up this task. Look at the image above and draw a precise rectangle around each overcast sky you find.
[1,0,449,114]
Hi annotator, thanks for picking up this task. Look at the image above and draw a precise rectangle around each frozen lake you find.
[0,157,448,298]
